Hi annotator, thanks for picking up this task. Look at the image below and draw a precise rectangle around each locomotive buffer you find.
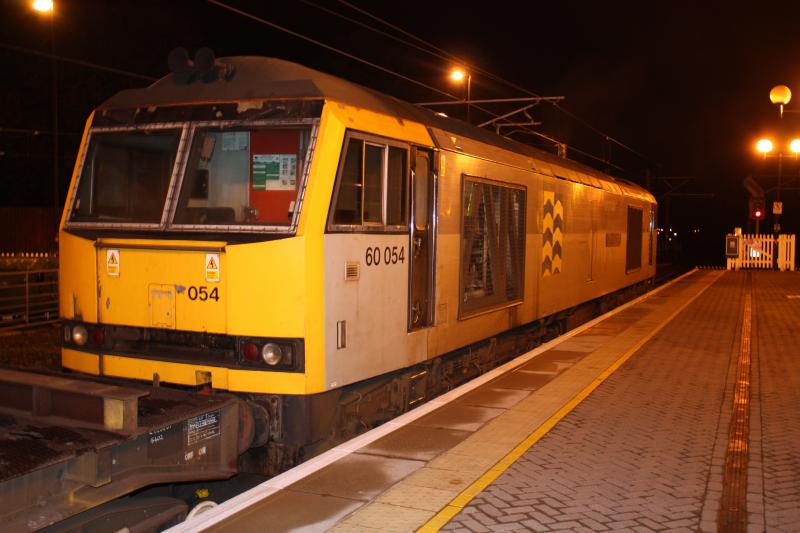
[0,368,241,531]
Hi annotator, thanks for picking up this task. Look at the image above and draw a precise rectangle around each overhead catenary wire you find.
[208,0,651,174]
[209,1,603,166]
[325,0,655,166]
[0,42,156,81]
[504,129,626,173]
[300,0,446,65]
[0,126,81,137]
[207,0,460,102]
[329,0,534,98]
[207,0,535,144]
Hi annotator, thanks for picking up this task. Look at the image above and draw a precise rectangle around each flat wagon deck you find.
[0,368,240,531]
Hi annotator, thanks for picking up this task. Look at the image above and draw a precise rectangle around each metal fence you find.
[0,269,59,331]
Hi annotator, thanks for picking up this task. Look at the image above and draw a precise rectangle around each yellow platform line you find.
[418,271,724,532]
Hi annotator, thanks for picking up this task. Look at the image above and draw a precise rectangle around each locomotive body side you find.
[59,98,656,393]
[321,117,656,390]
[57,56,656,467]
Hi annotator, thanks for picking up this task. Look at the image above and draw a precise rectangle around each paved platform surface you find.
[442,271,800,533]
[183,270,800,532]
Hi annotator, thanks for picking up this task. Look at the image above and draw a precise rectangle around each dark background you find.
[2,0,800,263]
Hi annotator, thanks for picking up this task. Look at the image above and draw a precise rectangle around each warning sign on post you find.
[205,253,220,283]
[106,249,120,277]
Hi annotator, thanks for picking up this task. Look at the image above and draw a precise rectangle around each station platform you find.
[172,269,800,532]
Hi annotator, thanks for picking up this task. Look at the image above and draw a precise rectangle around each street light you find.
[31,0,59,235]
[32,0,53,12]
[753,137,800,234]
[450,67,471,123]
[770,85,792,118]
[756,138,774,157]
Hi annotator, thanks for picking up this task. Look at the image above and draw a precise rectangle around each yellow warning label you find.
[205,253,220,283]
[106,249,120,277]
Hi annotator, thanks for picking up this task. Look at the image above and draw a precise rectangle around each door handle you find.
[411,302,421,325]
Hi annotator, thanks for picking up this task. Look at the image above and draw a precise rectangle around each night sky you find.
[3,0,800,261]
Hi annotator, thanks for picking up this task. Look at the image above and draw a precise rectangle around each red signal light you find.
[749,197,766,220]
[242,342,259,361]
[91,328,105,345]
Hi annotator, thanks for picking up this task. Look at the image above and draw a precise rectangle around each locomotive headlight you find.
[261,343,283,366]
[71,325,89,346]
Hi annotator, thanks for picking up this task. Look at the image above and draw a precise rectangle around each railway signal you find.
[749,197,765,220]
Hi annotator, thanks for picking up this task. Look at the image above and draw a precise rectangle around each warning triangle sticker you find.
[207,257,217,270]
[108,253,118,265]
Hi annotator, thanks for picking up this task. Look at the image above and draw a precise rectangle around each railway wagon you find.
[59,51,656,471]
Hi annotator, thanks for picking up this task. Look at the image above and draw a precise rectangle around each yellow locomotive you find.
[59,51,656,471]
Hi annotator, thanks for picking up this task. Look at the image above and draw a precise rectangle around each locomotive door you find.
[409,148,436,330]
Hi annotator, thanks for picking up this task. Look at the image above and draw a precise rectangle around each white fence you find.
[727,234,796,271]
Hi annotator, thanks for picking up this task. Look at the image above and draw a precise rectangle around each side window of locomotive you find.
[626,206,643,272]
[174,127,310,227]
[648,204,656,266]
[460,177,526,317]
[363,144,383,223]
[333,140,363,224]
[413,156,429,231]
[330,136,407,230]
[387,146,407,225]
[69,129,181,224]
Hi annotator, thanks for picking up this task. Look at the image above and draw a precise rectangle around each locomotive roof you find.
[100,56,653,201]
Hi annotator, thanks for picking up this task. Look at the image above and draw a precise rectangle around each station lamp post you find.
[450,67,472,123]
[770,85,792,118]
[754,137,800,233]
[32,0,59,232]
[754,84,800,235]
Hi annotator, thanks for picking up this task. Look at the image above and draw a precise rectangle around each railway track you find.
[0,263,692,531]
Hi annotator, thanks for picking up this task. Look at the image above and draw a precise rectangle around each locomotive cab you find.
[61,108,326,395]
[59,57,438,403]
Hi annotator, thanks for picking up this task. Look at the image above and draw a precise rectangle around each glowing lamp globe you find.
[32,0,53,12]
[790,139,800,154]
[756,139,774,154]
[450,68,466,82]
[770,85,792,106]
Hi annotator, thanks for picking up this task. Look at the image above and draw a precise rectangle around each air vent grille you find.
[345,261,360,281]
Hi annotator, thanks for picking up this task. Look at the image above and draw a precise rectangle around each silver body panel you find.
[322,130,655,390]
[323,233,428,389]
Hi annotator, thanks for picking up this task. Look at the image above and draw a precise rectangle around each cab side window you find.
[330,135,408,231]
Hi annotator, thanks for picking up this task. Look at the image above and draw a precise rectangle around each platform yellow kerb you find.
[417,270,723,532]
